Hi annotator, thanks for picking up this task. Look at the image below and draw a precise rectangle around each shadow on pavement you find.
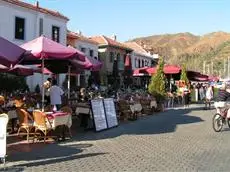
[1,142,105,169]
[72,106,205,141]
[8,152,107,170]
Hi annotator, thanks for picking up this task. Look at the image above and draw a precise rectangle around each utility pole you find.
[211,61,213,75]
[224,58,226,77]
[207,64,210,75]
[203,61,206,74]
[227,57,229,78]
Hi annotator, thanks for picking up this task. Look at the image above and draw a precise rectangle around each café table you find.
[45,111,72,141]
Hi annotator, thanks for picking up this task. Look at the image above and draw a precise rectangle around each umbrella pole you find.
[41,58,45,112]
[67,65,71,100]
[170,74,172,92]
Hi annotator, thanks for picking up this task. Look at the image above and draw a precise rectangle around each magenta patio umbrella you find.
[0,36,26,67]
[67,46,102,71]
[20,36,86,110]
[124,54,133,87]
[85,57,103,71]
[0,64,34,76]
[21,36,85,62]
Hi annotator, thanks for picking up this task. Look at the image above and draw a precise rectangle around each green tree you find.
[180,63,189,85]
[148,57,166,102]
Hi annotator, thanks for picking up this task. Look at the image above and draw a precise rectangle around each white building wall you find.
[0,1,68,91]
[131,52,155,70]
[75,40,99,86]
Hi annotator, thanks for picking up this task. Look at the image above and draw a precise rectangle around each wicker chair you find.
[60,106,72,138]
[117,100,132,121]
[14,99,24,108]
[44,105,53,112]
[140,99,152,115]
[0,96,5,105]
[16,108,34,142]
[33,110,54,143]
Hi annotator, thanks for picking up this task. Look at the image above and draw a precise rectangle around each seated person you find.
[215,83,230,116]
[78,88,89,102]
[216,83,230,102]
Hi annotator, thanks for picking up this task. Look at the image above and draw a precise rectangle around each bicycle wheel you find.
[227,119,230,128]
[212,113,223,132]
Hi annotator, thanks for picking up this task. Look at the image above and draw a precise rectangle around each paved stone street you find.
[2,105,230,171]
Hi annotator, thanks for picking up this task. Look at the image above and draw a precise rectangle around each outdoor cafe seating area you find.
[0,34,205,165]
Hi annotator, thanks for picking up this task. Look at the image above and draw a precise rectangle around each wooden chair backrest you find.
[33,110,47,128]
[44,105,53,112]
[14,99,24,108]
[118,100,130,111]
[0,96,5,105]
[60,106,73,115]
[16,108,31,125]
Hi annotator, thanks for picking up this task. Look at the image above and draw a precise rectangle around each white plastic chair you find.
[0,113,9,166]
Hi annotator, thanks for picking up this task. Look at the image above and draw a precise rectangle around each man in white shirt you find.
[49,79,64,110]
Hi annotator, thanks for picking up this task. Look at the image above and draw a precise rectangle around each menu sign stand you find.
[90,99,108,132]
[103,98,118,128]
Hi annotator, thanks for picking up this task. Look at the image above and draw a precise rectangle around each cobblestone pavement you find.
[2,105,230,171]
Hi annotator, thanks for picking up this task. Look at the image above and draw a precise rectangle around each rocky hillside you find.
[131,31,230,77]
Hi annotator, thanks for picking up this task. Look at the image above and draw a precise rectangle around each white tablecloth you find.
[75,107,91,115]
[46,112,72,129]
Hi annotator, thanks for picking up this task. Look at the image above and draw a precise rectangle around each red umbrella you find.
[164,65,181,74]
[208,75,219,82]
[140,65,181,75]
[133,66,149,76]
[187,71,209,81]
[124,54,133,87]
[0,36,26,67]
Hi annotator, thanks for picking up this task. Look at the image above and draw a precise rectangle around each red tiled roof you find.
[67,31,98,45]
[2,0,69,20]
[90,35,132,50]
[89,36,107,45]
[124,42,148,54]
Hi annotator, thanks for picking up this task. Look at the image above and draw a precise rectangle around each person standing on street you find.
[205,84,213,110]
[49,79,64,110]
[43,78,52,106]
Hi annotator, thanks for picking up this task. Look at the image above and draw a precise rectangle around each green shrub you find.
[148,57,166,102]
[180,63,189,86]
[0,73,29,93]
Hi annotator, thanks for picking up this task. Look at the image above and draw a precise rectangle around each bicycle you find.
[213,102,230,132]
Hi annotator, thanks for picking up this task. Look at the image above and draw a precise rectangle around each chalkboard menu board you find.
[91,99,108,131]
[103,98,118,128]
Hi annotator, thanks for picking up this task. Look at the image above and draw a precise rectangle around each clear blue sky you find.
[25,0,230,42]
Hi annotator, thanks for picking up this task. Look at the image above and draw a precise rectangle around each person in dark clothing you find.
[215,83,230,118]
[216,86,230,102]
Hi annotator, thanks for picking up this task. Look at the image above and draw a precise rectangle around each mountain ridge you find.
[130,31,230,76]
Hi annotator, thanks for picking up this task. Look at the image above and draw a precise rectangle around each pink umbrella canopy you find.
[133,66,149,76]
[0,64,34,76]
[208,75,219,82]
[187,71,209,81]
[0,36,26,67]
[67,46,102,71]
[84,56,102,71]
[21,35,85,62]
